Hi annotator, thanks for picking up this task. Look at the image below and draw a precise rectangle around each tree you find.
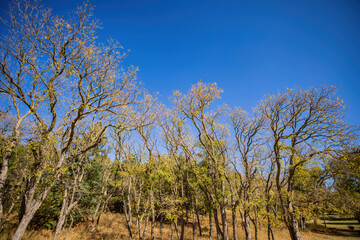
[0,1,139,239]
[173,81,230,240]
[229,107,264,240]
[327,147,360,218]
[259,86,353,240]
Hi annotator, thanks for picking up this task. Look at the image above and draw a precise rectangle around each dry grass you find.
[1,212,360,240]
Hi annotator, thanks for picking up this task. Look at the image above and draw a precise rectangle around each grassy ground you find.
[1,212,360,240]
[319,216,360,231]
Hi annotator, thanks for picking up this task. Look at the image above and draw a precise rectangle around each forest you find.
[0,1,359,240]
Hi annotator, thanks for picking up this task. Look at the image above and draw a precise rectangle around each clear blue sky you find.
[1,0,359,125]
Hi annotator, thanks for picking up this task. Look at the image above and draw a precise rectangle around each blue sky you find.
[1,0,359,125]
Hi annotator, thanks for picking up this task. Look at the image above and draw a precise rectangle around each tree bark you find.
[12,198,44,240]
[249,212,258,240]
[0,112,29,225]
[54,188,68,240]
[193,207,196,240]
[240,209,251,240]
[196,212,202,236]
[213,209,223,239]
[209,212,212,240]
[151,189,155,240]
[232,203,238,240]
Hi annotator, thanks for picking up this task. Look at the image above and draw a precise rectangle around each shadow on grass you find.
[326,222,360,226]
[308,223,360,237]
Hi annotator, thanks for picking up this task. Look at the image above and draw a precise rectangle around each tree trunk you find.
[193,209,196,240]
[245,214,252,240]
[12,199,43,240]
[284,211,302,240]
[249,213,258,240]
[141,214,150,240]
[63,215,74,240]
[180,213,185,240]
[299,217,306,231]
[54,189,68,240]
[89,199,102,230]
[232,204,238,240]
[13,168,59,240]
[209,212,212,240]
[123,202,133,239]
[160,213,163,239]
[220,179,229,240]
[268,222,275,240]
[196,212,202,236]
[151,189,155,240]
[240,209,251,240]
[0,146,11,223]
[267,214,275,240]
[213,209,223,239]
[220,204,229,240]
[137,217,143,240]
[0,112,29,226]
[174,222,181,240]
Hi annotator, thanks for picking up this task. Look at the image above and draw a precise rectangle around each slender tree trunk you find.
[276,178,302,240]
[213,208,223,239]
[89,200,102,230]
[180,213,185,240]
[232,203,238,240]
[92,194,111,232]
[0,146,11,223]
[123,202,133,239]
[151,189,155,240]
[180,179,185,240]
[299,216,306,231]
[193,209,196,240]
[268,222,275,240]
[0,200,15,232]
[63,215,74,240]
[209,212,212,240]
[220,203,229,240]
[141,215,150,240]
[174,222,181,240]
[249,213,258,240]
[196,212,202,236]
[54,169,83,240]
[0,112,29,226]
[159,184,163,240]
[54,189,68,240]
[95,200,106,228]
[240,209,251,240]
[160,213,163,239]
[220,180,229,240]
[267,213,275,240]
[138,216,143,240]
